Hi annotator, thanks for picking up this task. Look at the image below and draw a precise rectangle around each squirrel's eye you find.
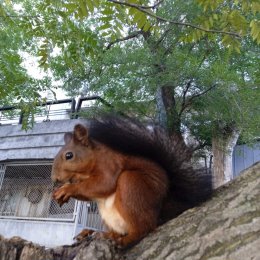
[65,152,73,160]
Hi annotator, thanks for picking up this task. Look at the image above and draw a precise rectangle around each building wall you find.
[0,119,87,161]
[233,143,260,177]
[0,120,87,246]
[0,219,75,247]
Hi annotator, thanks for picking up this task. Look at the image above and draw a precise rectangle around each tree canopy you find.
[0,0,259,144]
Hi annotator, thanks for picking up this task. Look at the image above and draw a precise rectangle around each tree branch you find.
[178,84,217,117]
[154,27,173,49]
[106,30,142,49]
[0,15,39,18]
[2,163,259,259]
[189,83,217,101]
[107,0,241,38]
[179,79,193,116]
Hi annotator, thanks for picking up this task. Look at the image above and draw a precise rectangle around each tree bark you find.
[155,87,168,130]
[212,129,240,188]
[0,162,259,260]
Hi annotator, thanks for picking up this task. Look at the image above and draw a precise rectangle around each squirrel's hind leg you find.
[74,229,96,241]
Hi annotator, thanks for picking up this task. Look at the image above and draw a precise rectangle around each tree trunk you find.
[155,87,167,130]
[0,162,259,260]
[156,85,193,162]
[212,129,240,188]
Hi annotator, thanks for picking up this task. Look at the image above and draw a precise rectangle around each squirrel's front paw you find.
[53,184,73,206]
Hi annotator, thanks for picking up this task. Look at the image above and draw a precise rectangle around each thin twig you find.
[155,27,172,48]
[179,79,193,116]
[106,30,142,49]
[189,83,217,101]
[179,84,217,116]
[107,0,241,38]
[0,15,39,18]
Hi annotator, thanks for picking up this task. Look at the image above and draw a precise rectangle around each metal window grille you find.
[0,163,76,221]
[77,202,104,231]
[0,162,104,232]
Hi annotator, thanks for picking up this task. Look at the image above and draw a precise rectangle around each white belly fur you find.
[97,193,128,235]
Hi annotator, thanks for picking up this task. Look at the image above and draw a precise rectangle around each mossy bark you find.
[0,162,259,260]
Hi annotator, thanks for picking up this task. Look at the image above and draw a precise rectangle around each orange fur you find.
[52,124,168,247]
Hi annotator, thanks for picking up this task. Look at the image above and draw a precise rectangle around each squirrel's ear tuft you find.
[73,124,89,146]
[64,132,73,144]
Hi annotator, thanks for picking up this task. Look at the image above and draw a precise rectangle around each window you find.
[0,163,76,221]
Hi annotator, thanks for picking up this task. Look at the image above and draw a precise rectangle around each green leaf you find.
[92,0,100,8]
[252,2,260,15]
[79,0,88,17]
[87,0,94,13]
[102,8,114,15]
[128,7,138,16]
[64,3,78,12]
[250,20,260,44]
[142,21,151,32]
[99,23,111,31]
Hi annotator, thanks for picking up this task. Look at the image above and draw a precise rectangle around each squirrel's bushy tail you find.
[88,115,212,216]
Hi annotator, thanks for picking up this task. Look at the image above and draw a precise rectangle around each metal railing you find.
[0,96,109,229]
[76,201,104,231]
[0,96,112,125]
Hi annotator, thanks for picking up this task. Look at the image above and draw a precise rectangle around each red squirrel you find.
[52,116,212,247]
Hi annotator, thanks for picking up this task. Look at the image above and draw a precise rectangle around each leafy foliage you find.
[0,0,52,121]
[0,0,259,144]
